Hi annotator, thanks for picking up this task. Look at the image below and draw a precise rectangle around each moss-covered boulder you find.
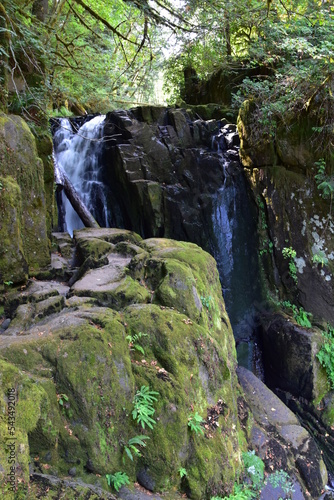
[0,113,50,284]
[0,176,28,283]
[0,229,244,499]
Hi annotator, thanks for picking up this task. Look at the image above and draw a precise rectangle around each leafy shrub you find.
[242,450,264,490]
[266,469,295,495]
[314,159,334,200]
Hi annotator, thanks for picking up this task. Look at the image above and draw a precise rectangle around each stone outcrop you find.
[238,367,328,498]
[0,113,51,285]
[0,228,243,499]
[237,96,334,481]
[98,108,241,250]
[237,101,334,323]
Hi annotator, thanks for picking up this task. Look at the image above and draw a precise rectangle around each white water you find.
[53,116,107,236]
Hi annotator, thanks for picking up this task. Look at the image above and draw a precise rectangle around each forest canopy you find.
[0,0,333,128]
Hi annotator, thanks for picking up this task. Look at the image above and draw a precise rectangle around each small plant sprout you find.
[132,385,159,429]
[178,467,187,478]
[317,324,334,389]
[126,332,148,355]
[200,295,212,309]
[265,469,295,495]
[281,301,312,328]
[4,280,13,287]
[312,250,329,267]
[188,412,204,435]
[124,435,150,461]
[57,393,69,407]
[282,246,298,284]
[57,393,73,418]
[106,471,130,491]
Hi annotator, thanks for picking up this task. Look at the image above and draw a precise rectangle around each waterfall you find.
[52,115,107,236]
[211,126,263,375]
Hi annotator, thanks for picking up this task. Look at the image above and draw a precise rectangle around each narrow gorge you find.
[1,101,334,499]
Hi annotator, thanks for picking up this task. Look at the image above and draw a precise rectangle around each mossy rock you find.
[237,100,277,168]
[0,113,50,278]
[0,176,28,283]
[0,359,58,498]
[0,231,244,499]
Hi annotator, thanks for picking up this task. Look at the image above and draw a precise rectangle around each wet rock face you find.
[98,107,241,250]
[238,103,334,323]
[0,228,241,499]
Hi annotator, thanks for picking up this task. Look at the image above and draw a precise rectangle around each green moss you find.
[0,359,55,495]
[0,233,244,498]
[0,114,50,276]
[0,176,28,283]
[76,237,114,262]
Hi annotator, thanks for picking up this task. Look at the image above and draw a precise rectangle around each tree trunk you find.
[54,158,100,229]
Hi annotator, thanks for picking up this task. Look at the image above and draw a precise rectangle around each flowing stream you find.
[52,115,107,236]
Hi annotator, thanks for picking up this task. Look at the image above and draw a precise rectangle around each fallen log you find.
[54,155,100,229]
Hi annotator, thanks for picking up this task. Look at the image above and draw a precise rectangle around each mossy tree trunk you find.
[0,3,9,112]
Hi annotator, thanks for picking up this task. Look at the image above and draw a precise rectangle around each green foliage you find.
[178,467,187,478]
[49,106,73,118]
[126,332,148,356]
[266,469,295,495]
[312,250,329,267]
[282,247,298,285]
[187,412,204,435]
[106,471,130,492]
[3,280,13,286]
[132,385,159,429]
[200,295,212,309]
[57,393,73,418]
[281,301,312,328]
[314,159,334,200]
[317,324,334,389]
[124,435,150,462]
[242,450,264,490]
[213,483,255,499]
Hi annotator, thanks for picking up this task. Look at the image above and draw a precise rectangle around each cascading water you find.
[210,126,263,375]
[52,112,263,373]
[52,115,107,236]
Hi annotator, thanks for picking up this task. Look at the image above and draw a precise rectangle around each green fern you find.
[124,435,150,461]
[106,471,130,491]
[132,385,159,429]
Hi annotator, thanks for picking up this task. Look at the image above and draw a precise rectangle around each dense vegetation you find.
[0,1,333,120]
